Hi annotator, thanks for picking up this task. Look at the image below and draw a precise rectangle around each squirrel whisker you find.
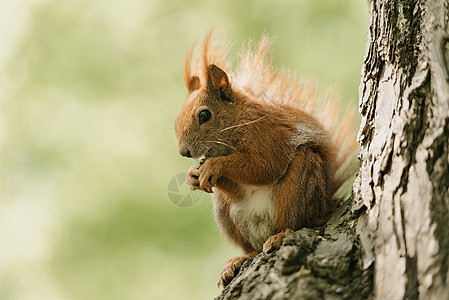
[205,140,237,151]
[219,116,268,133]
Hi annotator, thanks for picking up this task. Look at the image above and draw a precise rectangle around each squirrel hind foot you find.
[217,252,257,287]
[262,228,294,254]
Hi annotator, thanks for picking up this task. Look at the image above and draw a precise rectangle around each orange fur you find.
[176,29,359,287]
[183,31,358,185]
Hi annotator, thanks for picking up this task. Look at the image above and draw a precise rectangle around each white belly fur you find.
[228,185,276,252]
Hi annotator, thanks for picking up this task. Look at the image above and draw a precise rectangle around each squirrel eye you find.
[198,109,212,125]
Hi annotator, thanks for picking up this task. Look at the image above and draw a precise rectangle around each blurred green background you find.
[0,0,368,299]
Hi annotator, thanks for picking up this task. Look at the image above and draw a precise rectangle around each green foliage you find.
[0,0,367,299]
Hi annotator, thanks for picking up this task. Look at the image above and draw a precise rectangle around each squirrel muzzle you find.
[178,143,193,158]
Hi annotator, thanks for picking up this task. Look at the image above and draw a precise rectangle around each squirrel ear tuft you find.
[187,76,200,93]
[208,64,233,101]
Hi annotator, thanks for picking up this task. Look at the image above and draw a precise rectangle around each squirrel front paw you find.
[198,159,222,193]
[186,165,202,191]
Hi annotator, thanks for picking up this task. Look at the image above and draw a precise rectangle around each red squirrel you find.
[175,29,358,287]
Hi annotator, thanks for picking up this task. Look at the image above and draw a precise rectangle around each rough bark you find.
[217,0,449,299]
[354,0,449,299]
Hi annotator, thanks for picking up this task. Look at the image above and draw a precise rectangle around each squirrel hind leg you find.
[273,146,334,231]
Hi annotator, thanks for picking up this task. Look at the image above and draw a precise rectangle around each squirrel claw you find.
[217,257,241,288]
[202,187,213,193]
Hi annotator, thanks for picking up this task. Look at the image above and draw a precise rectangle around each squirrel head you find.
[175,64,238,159]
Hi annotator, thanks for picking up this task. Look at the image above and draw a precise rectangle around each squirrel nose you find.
[179,146,192,158]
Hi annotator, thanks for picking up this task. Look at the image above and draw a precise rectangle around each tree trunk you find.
[217,0,449,299]
[354,0,449,299]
